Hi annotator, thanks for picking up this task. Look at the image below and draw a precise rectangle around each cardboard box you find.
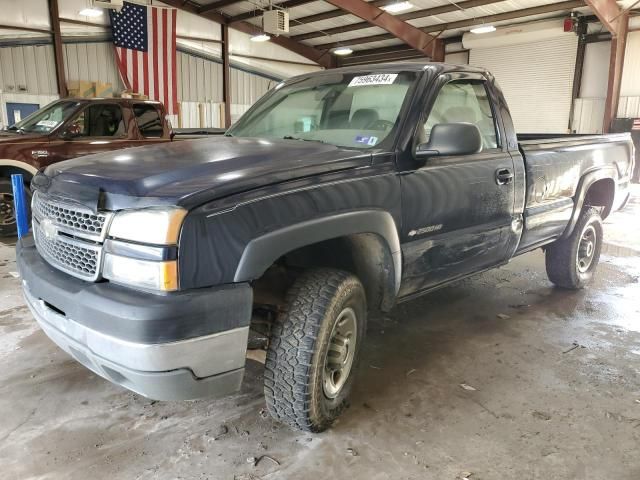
[93,81,113,98]
[67,80,95,98]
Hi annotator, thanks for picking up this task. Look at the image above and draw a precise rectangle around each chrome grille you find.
[34,221,102,280]
[32,192,111,282]
[33,192,108,239]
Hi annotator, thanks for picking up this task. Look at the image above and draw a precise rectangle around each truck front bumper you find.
[17,236,252,401]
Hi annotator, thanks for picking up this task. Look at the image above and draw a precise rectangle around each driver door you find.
[399,73,516,297]
[46,103,130,163]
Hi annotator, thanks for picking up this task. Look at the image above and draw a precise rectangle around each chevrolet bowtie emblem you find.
[40,218,58,239]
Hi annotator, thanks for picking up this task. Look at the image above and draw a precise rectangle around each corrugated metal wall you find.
[177,51,224,102]
[63,42,123,89]
[177,52,274,104]
[620,31,640,98]
[1,42,276,104]
[1,41,278,128]
[572,32,640,133]
[0,44,58,95]
[230,68,275,105]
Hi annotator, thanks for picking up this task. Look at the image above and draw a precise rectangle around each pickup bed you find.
[16,63,634,432]
[0,98,217,236]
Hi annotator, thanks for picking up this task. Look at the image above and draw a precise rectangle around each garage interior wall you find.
[468,25,578,134]
[573,31,640,133]
[0,40,280,128]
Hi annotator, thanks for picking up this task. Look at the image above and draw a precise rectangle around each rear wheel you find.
[545,207,603,289]
[264,268,367,432]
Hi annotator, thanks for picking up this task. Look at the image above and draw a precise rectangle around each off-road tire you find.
[545,207,603,289]
[264,268,367,432]
[0,178,31,238]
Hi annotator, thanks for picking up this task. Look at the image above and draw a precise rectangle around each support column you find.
[603,12,629,133]
[568,19,587,132]
[48,0,67,97]
[221,23,232,128]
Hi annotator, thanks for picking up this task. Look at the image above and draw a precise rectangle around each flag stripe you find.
[132,49,139,93]
[147,7,155,101]
[162,8,169,115]
[153,7,161,109]
[143,52,149,98]
[171,9,177,113]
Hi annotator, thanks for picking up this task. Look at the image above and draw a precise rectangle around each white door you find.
[469,35,578,134]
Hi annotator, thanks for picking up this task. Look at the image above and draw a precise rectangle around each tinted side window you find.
[133,104,163,138]
[73,104,126,137]
[424,80,498,150]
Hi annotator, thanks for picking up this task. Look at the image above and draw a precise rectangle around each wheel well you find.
[252,233,397,313]
[0,166,34,186]
[583,178,615,218]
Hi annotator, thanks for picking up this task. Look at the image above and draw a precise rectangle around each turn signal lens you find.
[103,254,178,291]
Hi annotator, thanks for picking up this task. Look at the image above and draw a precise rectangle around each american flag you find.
[109,2,178,114]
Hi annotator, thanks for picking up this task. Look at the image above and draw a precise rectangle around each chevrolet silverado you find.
[16,63,634,432]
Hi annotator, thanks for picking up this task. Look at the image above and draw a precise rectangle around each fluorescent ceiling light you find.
[333,47,353,56]
[250,33,271,42]
[470,25,496,34]
[381,1,414,13]
[79,7,103,17]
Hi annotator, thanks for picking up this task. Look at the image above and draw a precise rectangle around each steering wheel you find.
[367,119,395,131]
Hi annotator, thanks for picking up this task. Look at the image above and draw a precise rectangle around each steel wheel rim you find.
[323,307,358,399]
[577,225,597,273]
[0,193,16,227]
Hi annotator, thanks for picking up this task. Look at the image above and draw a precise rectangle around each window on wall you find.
[133,104,164,138]
[423,80,498,150]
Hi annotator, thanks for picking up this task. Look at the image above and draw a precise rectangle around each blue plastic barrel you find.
[11,174,29,238]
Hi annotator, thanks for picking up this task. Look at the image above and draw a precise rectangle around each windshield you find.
[228,71,418,149]
[8,101,79,134]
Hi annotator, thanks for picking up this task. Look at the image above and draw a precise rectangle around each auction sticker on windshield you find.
[348,74,398,87]
[36,120,59,128]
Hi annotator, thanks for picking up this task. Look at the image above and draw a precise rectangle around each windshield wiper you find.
[283,135,325,143]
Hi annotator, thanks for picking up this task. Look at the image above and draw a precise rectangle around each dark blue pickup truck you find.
[16,63,634,432]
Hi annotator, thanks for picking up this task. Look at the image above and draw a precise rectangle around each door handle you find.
[495,168,514,185]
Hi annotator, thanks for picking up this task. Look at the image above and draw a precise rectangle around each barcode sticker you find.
[36,120,59,128]
[348,74,398,87]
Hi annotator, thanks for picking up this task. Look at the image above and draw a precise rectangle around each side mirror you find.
[62,123,82,139]
[415,123,482,159]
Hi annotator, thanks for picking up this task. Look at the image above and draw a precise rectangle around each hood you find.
[37,136,372,210]
[0,131,48,143]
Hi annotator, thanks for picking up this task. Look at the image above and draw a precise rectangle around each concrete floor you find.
[1,188,639,480]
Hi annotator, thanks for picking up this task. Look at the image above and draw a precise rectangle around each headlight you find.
[103,253,178,291]
[108,207,187,245]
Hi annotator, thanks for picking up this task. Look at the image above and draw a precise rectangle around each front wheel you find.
[545,207,603,289]
[264,268,367,432]
[0,178,18,238]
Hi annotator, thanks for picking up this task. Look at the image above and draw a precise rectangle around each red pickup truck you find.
[0,98,221,236]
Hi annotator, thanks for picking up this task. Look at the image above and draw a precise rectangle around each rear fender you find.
[561,167,616,239]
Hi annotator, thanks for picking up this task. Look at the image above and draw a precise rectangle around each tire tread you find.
[264,268,361,432]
